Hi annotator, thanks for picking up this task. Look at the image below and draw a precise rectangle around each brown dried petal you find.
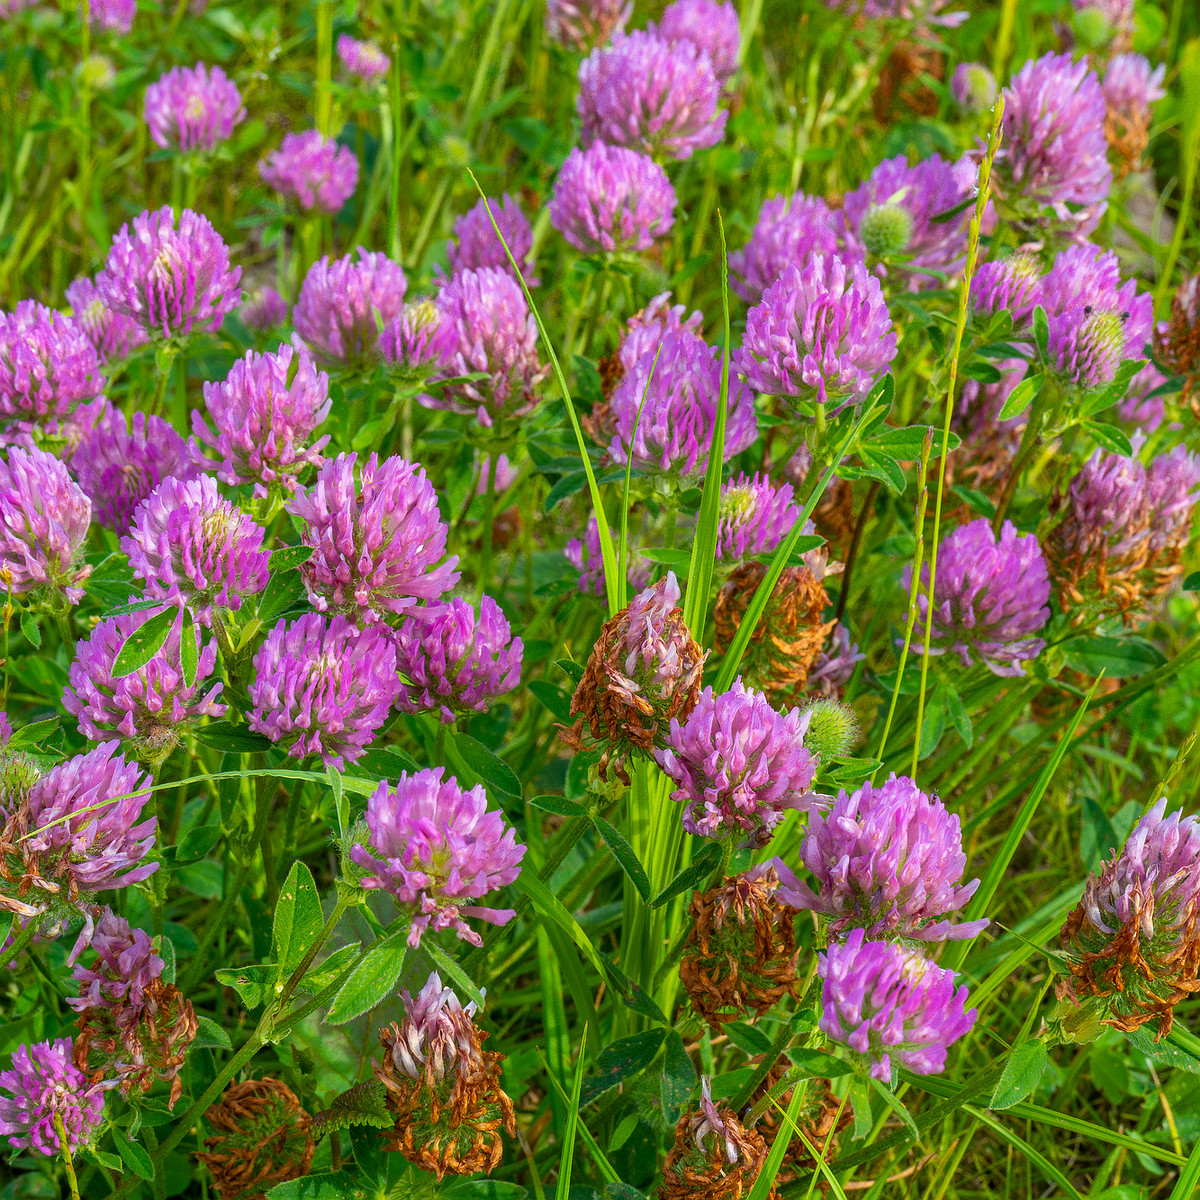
[660,1103,775,1200]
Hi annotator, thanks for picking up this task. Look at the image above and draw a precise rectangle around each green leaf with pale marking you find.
[272,862,323,984]
[325,933,407,1024]
[111,607,175,678]
[593,816,649,900]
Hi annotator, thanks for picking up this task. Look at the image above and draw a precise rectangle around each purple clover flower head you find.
[445,195,538,286]
[289,452,460,623]
[349,766,526,948]
[0,1040,106,1157]
[578,30,728,161]
[248,614,399,768]
[617,291,704,375]
[842,154,977,289]
[970,251,1042,327]
[564,514,652,597]
[997,52,1111,227]
[653,0,740,87]
[0,301,105,425]
[1073,0,1133,34]
[259,130,359,214]
[544,0,631,51]
[143,63,245,153]
[0,0,39,18]
[380,298,456,378]
[64,609,225,756]
[807,623,864,698]
[389,972,481,1084]
[293,248,407,368]
[392,596,524,725]
[121,476,270,626]
[0,446,92,604]
[903,518,1050,677]
[337,34,390,81]
[90,0,135,32]
[716,473,800,562]
[98,206,242,342]
[194,343,330,497]
[431,267,548,428]
[476,452,520,495]
[71,405,197,533]
[1061,799,1200,1033]
[737,256,897,409]
[728,193,846,306]
[68,909,162,1014]
[1103,53,1166,111]
[239,286,289,333]
[1047,306,1133,390]
[654,678,820,843]
[951,62,997,113]
[65,276,149,363]
[608,328,757,478]
[16,744,157,896]
[770,773,989,942]
[1146,445,1200,559]
[1036,242,1122,315]
[818,930,977,1081]
[549,143,676,255]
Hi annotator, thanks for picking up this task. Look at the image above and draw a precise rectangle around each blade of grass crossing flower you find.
[748,1083,839,1200]
[962,1106,1085,1200]
[682,211,731,639]
[555,1025,589,1200]
[620,345,662,610]
[714,402,878,692]
[941,676,1102,975]
[466,169,619,616]
[912,97,1004,779]
[536,1047,622,1185]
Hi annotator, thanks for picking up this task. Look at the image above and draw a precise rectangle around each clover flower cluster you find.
[903,519,1050,677]
[445,195,538,286]
[248,613,400,767]
[842,153,977,289]
[259,130,360,214]
[0,1039,106,1157]
[64,609,226,756]
[715,473,800,562]
[544,0,631,51]
[577,30,728,161]
[0,301,105,427]
[98,206,242,342]
[65,275,148,363]
[194,343,331,496]
[121,475,270,624]
[393,596,524,724]
[737,255,897,409]
[350,767,526,947]
[337,35,389,81]
[1058,800,1200,1037]
[293,249,408,367]
[0,446,93,604]
[143,63,245,153]
[72,405,197,533]
[429,266,548,428]
[653,0,740,88]
[655,679,819,844]
[607,327,757,478]
[549,142,676,254]
[239,286,289,332]
[729,193,846,305]
[289,452,460,623]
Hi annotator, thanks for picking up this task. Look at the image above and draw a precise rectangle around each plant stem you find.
[315,0,333,136]
[835,481,879,622]
[991,379,1053,532]
[53,1114,81,1200]
[479,451,499,600]
[2,915,41,966]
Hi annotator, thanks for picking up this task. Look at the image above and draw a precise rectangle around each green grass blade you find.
[682,211,731,640]
[537,1048,622,1185]
[714,401,878,692]
[750,1084,848,1200]
[1168,1134,1200,1200]
[555,1026,589,1200]
[962,1106,1086,1200]
[941,676,1102,975]
[466,169,619,615]
[619,345,662,611]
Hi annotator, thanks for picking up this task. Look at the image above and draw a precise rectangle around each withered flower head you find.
[1057,799,1200,1038]
[562,572,707,782]
[750,1065,852,1179]
[375,973,516,1180]
[660,1077,775,1200]
[680,869,800,1031]
[713,558,833,699]
[1154,274,1200,409]
[69,909,197,1108]
[196,1079,314,1200]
